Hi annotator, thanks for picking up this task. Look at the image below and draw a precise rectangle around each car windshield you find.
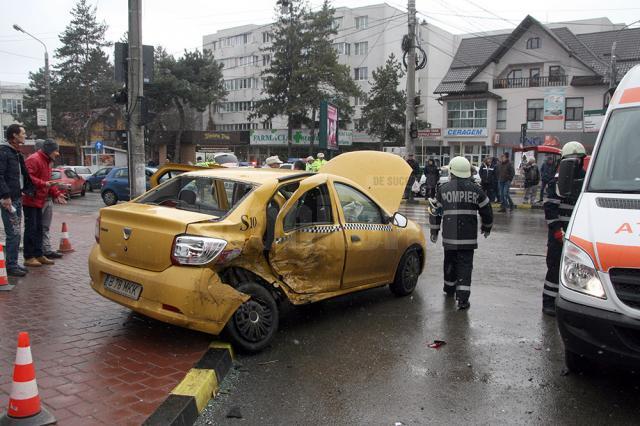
[76,167,91,174]
[50,171,62,180]
[588,107,640,193]
[137,175,254,215]
[215,154,238,165]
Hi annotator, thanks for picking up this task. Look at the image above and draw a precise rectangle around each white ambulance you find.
[556,64,640,372]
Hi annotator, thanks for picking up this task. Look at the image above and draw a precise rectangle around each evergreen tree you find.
[359,54,406,150]
[15,68,50,139]
[145,48,226,162]
[252,0,309,157]
[53,0,116,156]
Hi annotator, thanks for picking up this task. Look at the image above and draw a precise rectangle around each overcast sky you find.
[1,0,639,84]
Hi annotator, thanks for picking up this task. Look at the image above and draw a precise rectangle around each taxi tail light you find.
[171,235,227,266]
[95,216,100,243]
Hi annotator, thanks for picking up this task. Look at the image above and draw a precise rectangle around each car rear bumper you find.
[88,245,248,335]
[557,297,640,368]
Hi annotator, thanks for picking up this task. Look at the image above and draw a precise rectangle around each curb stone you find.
[143,342,234,426]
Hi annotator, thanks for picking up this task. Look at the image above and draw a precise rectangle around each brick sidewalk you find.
[0,211,212,425]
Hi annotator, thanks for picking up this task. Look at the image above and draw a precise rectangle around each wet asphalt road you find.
[197,205,640,425]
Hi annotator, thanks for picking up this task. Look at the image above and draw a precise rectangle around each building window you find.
[526,37,540,49]
[355,16,368,30]
[1,99,23,115]
[262,54,271,67]
[447,100,487,128]
[496,100,507,129]
[354,42,368,56]
[527,99,544,122]
[354,96,365,106]
[262,32,272,43]
[332,17,343,30]
[565,97,584,121]
[354,67,368,81]
[549,66,565,83]
[333,42,350,55]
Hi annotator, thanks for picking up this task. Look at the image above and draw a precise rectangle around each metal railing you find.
[493,75,568,89]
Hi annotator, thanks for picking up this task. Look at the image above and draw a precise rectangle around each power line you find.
[0,50,42,61]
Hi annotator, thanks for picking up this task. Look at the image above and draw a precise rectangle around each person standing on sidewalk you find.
[424,159,440,199]
[22,139,67,267]
[539,156,556,203]
[497,153,515,212]
[36,140,64,259]
[0,124,35,277]
[542,141,586,316]
[522,158,540,204]
[479,156,496,202]
[405,154,420,201]
[428,156,493,310]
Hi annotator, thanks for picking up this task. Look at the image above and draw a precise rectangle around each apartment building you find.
[0,82,26,139]
[433,15,640,167]
[202,3,458,161]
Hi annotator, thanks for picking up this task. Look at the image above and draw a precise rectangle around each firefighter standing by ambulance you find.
[542,141,587,316]
[429,156,493,310]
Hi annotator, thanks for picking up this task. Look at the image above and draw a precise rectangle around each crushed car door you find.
[269,176,346,294]
[332,180,399,288]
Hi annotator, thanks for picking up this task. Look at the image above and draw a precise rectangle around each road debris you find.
[428,340,447,349]
[226,406,243,419]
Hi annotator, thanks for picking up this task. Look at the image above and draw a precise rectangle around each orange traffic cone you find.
[58,222,74,253]
[0,332,56,425]
[0,244,14,292]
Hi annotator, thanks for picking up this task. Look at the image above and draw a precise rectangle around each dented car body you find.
[88,152,426,352]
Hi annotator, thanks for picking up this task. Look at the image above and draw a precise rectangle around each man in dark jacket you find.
[522,158,540,204]
[405,154,420,201]
[429,156,493,310]
[497,153,515,212]
[0,124,35,277]
[539,156,556,203]
[479,156,496,202]
[22,140,67,267]
[424,159,440,199]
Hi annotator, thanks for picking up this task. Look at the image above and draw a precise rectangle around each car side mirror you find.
[392,212,408,228]
[557,158,582,198]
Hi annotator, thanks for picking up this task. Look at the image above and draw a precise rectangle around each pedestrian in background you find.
[497,153,515,212]
[404,153,420,201]
[491,157,500,203]
[424,158,439,199]
[429,156,493,310]
[264,156,283,168]
[522,158,540,204]
[305,156,315,171]
[22,139,67,267]
[293,159,306,170]
[479,156,496,202]
[539,156,556,203]
[542,142,586,316]
[0,124,35,277]
[311,153,327,172]
[35,140,64,259]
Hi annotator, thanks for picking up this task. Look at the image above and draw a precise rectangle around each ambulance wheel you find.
[225,282,279,353]
[390,247,420,296]
[564,349,591,374]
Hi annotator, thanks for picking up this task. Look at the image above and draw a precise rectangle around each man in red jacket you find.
[22,140,67,267]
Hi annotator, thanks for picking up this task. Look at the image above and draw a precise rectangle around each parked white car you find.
[62,165,93,180]
[415,166,481,197]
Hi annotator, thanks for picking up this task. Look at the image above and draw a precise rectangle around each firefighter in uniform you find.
[428,156,493,310]
[542,141,587,316]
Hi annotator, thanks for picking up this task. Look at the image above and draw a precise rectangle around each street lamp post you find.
[13,24,52,138]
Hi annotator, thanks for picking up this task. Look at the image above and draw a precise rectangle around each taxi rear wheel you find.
[225,282,279,353]
[390,248,421,296]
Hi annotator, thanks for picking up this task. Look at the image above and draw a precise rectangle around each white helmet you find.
[449,156,471,178]
[561,141,586,158]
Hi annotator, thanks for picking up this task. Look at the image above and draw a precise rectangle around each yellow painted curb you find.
[209,341,235,360]
[171,368,219,412]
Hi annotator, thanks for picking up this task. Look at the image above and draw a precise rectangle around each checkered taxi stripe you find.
[275,223,392,244]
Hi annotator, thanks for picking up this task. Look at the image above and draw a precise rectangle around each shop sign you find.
[418,128,441,137]
[564,121,583,130]
[544,88,565,121]
[444,128,487,137]
[584,110,604,133]
[250,129,352,146]
[527,121,543,130]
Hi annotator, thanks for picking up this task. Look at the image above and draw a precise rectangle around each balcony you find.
[493,75,568,89]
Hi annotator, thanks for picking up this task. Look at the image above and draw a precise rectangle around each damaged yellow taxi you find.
[89,151,426,352]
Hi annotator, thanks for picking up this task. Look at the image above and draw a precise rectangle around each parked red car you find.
[50,168,86,198]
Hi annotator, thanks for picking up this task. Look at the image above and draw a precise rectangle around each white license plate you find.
[104,274,142,300]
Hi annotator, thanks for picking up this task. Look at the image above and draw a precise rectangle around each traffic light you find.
[409,122,418,139]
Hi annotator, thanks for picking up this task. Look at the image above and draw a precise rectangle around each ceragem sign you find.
[445,128,488,137]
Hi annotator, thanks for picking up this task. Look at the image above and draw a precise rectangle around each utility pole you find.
[609,41,617,91]
[405,0,417,156]
[128,0,146,197]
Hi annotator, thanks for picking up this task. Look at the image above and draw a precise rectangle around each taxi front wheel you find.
[389,248,421,297]
[225,282,279,353]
